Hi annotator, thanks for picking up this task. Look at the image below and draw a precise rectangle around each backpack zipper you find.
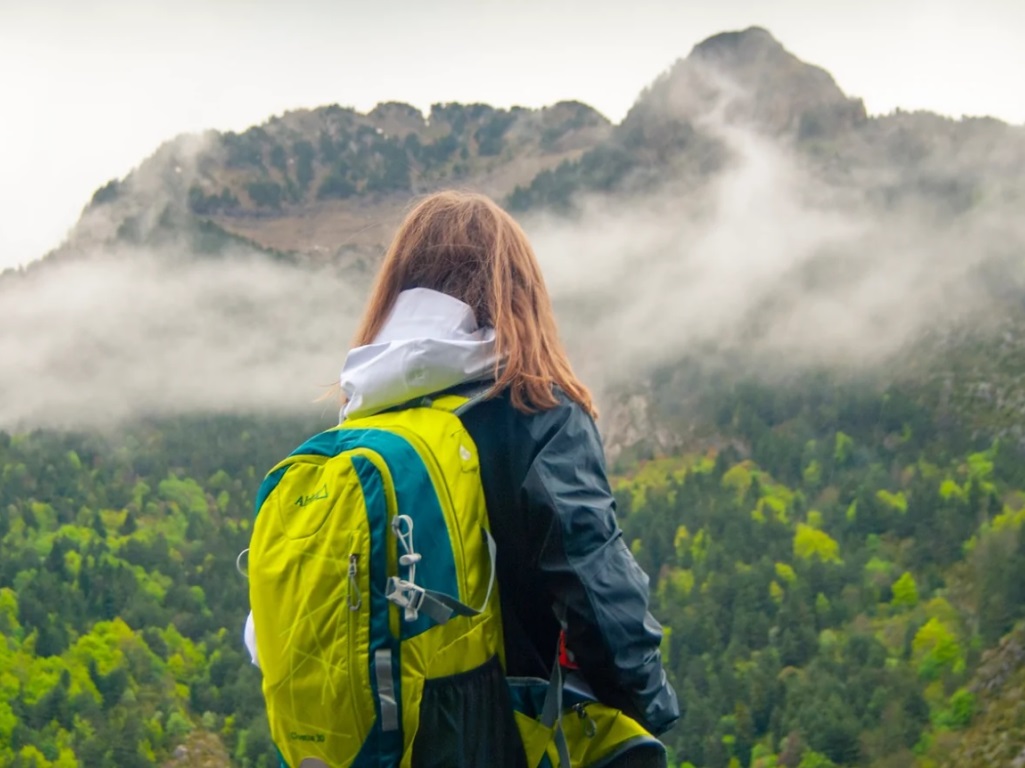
[348,554,362,611]
[348,547,367,739]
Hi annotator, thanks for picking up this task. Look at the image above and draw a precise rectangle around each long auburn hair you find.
[351,190,595,417]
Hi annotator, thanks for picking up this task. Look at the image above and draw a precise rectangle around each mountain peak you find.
[689,26,785,62]
[624,26,865,139]
[684,25,846,103]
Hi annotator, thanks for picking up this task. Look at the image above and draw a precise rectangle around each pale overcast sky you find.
[1,0,1022,271]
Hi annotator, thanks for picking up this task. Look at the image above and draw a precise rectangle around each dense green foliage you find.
[3,377,1025,767]
[0,415,323,767]
[614,375,1025,767]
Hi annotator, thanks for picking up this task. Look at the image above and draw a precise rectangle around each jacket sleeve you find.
[522,402,680,736]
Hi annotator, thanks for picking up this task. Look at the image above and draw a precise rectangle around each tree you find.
[891,572,919,609]
[794,525,841,564]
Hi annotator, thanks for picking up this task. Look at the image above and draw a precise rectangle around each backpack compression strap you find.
[385,524,498,626]
[416,382,493,416]
[540,656,573,768]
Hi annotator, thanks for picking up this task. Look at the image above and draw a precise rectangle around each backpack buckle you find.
[385,577,426,621]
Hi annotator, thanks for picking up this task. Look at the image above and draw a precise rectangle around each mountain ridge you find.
[16,25,1020,277]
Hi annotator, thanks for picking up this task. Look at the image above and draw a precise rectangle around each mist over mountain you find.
[4,26,1025,449]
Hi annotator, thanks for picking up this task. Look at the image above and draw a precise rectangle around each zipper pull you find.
[573,703,597,738]
[348,554,362,611]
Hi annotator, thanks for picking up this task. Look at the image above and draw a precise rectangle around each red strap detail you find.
[558,630,579,669]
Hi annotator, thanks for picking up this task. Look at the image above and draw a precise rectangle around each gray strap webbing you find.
[554,722,571,768]
[374,649,399,732]
[540,656,571,768]
[453,384,494,416]
[540,656,562,727]
[415,590,469,625]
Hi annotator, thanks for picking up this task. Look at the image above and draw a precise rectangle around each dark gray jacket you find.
[459,387,680,736]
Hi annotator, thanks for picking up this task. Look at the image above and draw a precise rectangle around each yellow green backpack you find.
[247,392,664,768]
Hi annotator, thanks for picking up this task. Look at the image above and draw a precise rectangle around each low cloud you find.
[529,116,1023,396]
[2,83,1024,431]
[0,249,366,429]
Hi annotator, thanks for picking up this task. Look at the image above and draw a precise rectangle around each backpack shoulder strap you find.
[428,382,494,416]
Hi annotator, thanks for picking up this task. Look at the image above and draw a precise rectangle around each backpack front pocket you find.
[263,529,375,766]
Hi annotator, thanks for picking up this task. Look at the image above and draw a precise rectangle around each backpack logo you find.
[295,484,328,507]
[288,732,326,743]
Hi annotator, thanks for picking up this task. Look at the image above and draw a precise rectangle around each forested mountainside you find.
[4,24,1025,768]
[5,378,1025,767]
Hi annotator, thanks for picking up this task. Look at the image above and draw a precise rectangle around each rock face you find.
[605,394,662,464]
[162,731,231,768]
[943,625,1025,767]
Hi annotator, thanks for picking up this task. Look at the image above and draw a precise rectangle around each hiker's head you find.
[353,190,594,416]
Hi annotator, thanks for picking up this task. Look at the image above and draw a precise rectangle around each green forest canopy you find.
[3,377,1025,767]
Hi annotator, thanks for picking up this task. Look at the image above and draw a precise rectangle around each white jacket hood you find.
[339,288,499,419]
